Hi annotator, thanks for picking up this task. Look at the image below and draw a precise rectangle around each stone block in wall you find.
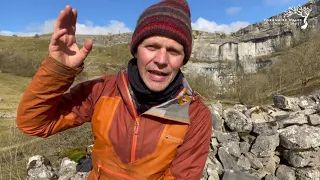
[309,114,320,125]
[237,155,251,170]
[283,148,320,168]
[244,152,264,170]
[215,131,240,143]
[276,165,296,180]
[245,106,274,122]
[218,146,240,171]
[265,174,279,180]
[210,138,219,156]
[209,158,224,176]
[221,141,241,158]
[239,141,251,154]
[298,96,318,110]
[233,104,248,113]
[250,134,280,158]
[222,170,260,180]
[263,156,279,175]
[279,125,320,149]
[223,109,252,132]
[273,95,301,111]
[269,110,290,121]
[252,121,279,136]
[239,133,256,144]
[210,108,224,131]
[277,114,308,128]
[245,168,270,179]
[295,167,320,180]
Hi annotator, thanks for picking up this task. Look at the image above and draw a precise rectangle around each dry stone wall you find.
[202,93,320,180]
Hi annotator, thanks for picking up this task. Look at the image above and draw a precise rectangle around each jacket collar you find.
[116,69,194,124]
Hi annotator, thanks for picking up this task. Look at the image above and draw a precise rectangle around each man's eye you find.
[168,49,181,55]
[146,45,156,50]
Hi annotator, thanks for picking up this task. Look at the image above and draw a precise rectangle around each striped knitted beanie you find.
[130,0,192,65]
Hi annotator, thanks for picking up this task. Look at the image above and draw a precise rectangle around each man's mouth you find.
[147,70,169,82]
[148,70,168,76]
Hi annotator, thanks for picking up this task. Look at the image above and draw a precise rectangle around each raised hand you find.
[49,5,93,68]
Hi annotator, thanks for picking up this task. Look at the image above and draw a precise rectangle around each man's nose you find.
[154,48,169,65]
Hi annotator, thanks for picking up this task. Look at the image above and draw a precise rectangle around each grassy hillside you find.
[0,35,132,79]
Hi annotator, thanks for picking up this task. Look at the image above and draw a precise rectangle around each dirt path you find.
[0,137,42,153]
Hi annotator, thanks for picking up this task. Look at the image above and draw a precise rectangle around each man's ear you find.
[133,50,137,58]
[129,44,137,58]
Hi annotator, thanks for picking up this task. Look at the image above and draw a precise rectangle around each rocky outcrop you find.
[202,93,320,180]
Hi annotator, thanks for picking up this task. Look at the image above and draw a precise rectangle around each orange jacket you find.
[16,55,212,180]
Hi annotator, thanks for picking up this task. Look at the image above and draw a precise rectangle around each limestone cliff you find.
[189,0,319,72]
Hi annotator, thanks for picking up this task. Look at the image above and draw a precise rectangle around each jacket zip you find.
[131,117,140,163]
[121,73,139,163]
[96,163,135,180]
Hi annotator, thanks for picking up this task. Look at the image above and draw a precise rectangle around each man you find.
[16,0,212,179]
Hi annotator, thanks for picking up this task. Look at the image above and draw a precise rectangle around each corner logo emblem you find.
[283,5,312,29]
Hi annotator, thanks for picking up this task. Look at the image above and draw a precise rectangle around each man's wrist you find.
[45,53,84,76]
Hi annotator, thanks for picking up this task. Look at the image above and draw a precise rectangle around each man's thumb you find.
[80,38,93,58]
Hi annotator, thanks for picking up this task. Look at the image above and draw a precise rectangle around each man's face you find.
[134,36,185,92]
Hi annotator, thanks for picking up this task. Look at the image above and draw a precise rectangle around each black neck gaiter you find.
[127,58,183,108]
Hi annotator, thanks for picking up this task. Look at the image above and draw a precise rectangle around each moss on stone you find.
[63,147,88,163]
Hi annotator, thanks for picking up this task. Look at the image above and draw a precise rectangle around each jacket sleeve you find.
[164,100,212,180]
[16,54,98,138]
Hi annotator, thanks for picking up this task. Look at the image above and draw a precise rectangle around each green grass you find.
[0,73,33,149]
[0,118,16,135]
[0,35,50,53]
[0,73,31,113]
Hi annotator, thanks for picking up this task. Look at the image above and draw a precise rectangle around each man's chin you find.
[146,82,168,92]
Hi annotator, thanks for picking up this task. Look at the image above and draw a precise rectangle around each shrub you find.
[0,51,41,77]
[184,73,218,101]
